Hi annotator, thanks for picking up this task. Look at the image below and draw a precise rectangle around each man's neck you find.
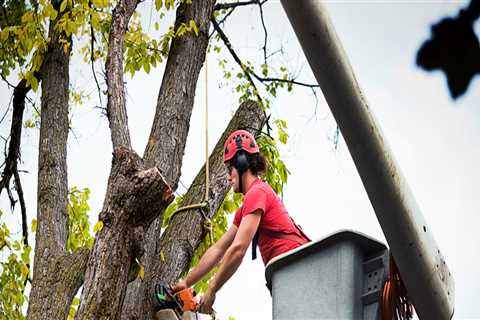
[242,173,258,194]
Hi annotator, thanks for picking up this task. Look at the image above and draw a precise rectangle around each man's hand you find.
[172,279,188,293]
[198,288,216,314]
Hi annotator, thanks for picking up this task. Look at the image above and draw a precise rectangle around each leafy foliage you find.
[0,210,30,320]
[67,186,94,252]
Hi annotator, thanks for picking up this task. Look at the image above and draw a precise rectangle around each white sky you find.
[1,1,479,319]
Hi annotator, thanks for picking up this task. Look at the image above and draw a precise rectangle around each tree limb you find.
[258,0,267,64]
[13,168,28,247]
[143,0,217,188]
[211,18,264,102]
[0,78,30,195]
[214,0,258,11]
[105,0,138,151]
[151,100,265,285]
[89,4,103,106]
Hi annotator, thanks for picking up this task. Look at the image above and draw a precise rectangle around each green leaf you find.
[21,264,29,277]
[138,265,145,280]
[30,75,38,92]
[155,0,163,10]
[93,220,103,232]
[50,7,58,20]
[21,246,31,264]
[189,19,199,36]
[143,61,151,73]
[1,28,9,42]
[24,119,35,128]
[60,0,68,13]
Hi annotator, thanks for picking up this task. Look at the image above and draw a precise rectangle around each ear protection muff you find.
[234,151,249,173]
[233,150,250,193]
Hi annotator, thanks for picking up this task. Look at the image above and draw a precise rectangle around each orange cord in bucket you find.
[382,254,414,320]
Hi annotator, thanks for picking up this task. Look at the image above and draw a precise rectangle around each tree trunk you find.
[27,8,89,319]
[122,101,265,319]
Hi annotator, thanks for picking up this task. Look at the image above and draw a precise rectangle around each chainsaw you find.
[153,281,198,320]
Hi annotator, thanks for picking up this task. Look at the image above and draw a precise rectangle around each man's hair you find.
[245,152,267,176]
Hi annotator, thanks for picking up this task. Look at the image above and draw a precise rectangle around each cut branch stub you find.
[75,147,174,319]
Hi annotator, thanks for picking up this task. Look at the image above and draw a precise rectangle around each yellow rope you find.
[168,54,213,245]
[205,53,209,204]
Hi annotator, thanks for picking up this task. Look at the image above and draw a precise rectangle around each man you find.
[173,130,310,314]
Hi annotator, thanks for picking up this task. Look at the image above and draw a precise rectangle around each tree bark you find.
[122,101,265,319]
[27,8,86,319]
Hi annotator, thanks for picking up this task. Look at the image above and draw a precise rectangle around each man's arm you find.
[179,225,237,288]
[205,210,261,294]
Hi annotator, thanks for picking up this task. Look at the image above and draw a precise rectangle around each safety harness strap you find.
[251,221,310,260]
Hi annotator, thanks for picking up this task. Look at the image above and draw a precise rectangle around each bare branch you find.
[209,7,235,38]
[212,18,319,93]
[258,0,267,64]
[89,6,103,106]
[211,18,264,103]
[13,167,28,247]
[6,180,15,209]
[1,73,16,89]
[214,0,258,11]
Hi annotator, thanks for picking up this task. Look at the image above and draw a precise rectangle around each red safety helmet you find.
[223,130,259,162]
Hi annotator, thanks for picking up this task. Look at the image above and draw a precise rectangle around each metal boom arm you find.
[280,1,454,319]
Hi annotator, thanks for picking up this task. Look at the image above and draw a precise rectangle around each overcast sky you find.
[1,1,479,319]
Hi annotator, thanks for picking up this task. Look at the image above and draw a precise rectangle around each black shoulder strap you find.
[251,230,259,260]
[289,216,311,242]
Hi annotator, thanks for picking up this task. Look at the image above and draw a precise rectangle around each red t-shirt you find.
[233,178,310,265]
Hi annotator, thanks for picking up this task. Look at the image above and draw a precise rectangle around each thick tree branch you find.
[212,18,320,89]
[105,0,138,151]
[143,0,217,189]
[0,78,30,195]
